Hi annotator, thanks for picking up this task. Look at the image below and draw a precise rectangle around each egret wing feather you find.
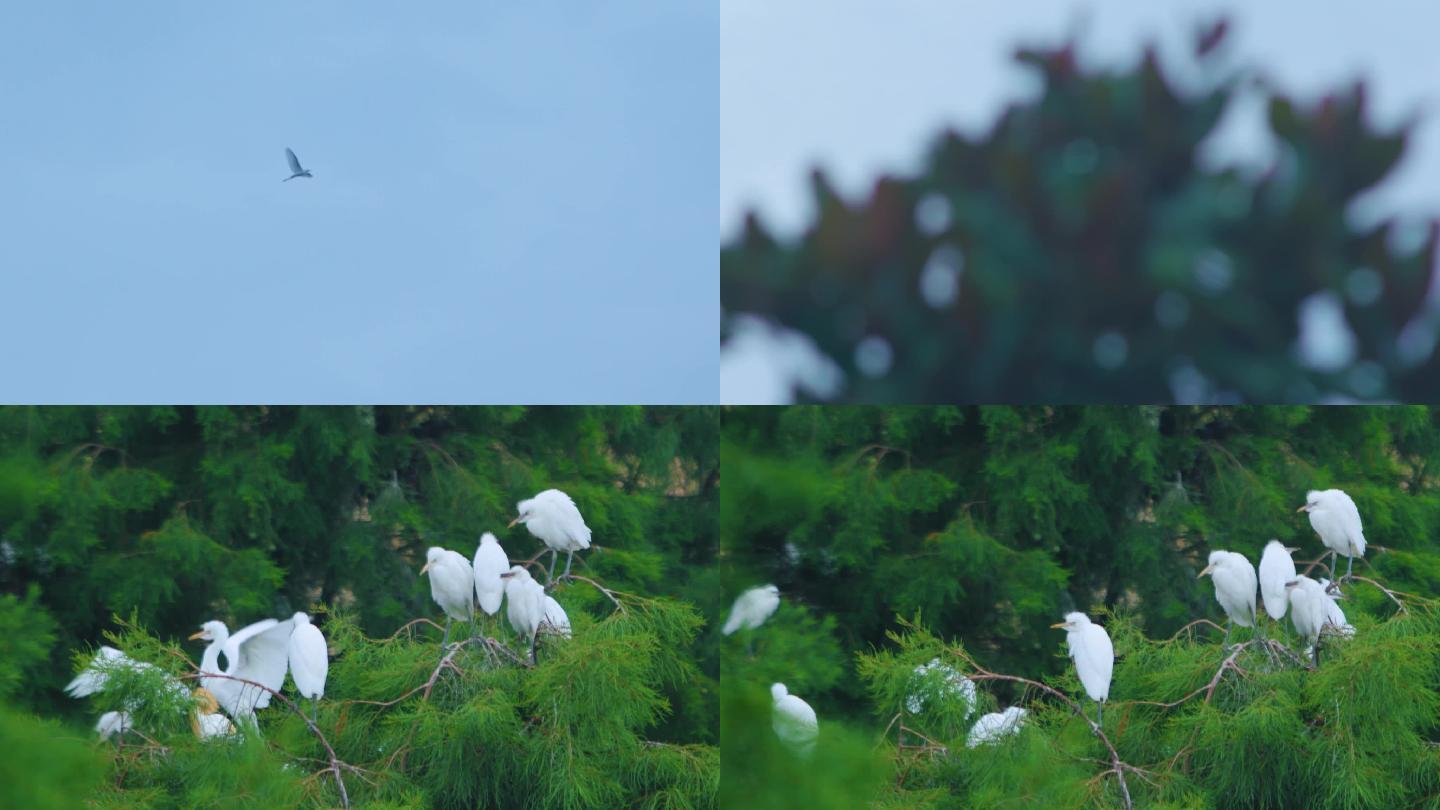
[286,148,302,174]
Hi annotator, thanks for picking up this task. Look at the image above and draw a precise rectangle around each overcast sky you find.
[721,0,1440,401]
[2,2,716,403]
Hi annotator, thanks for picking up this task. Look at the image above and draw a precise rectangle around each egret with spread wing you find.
[189,617,295,725]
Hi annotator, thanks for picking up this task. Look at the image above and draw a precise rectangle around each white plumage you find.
[966,706,1028,748]
[287,612,328,717]
[1199,550,1258,628]
[502,565,548,660]
[906,658,976,716]
[510,488,591,582]
[770,682,818,755]
[190,617,295,721]
[722,585,780,635]
[1299,489,1367,578]
[1286,575,1329,653]
[65,646,188,703]
[1316,579,1356,638]
[421,546,475,646]
[472,532,510,616]
[1053,612,1113,724]
[541,595,571,638]
[95,710,131,741]
[1258,540,1298,620]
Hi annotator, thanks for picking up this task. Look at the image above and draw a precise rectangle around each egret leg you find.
[563,550,575,578]
[1328,551,1337,579]
[1096,702,1103,728]
[548,550,559,584]
[441,618,452,648]
[311,699,318,725]
[1222,620,1233,653]
[528,631,538,665]
[1345,555,1354,580]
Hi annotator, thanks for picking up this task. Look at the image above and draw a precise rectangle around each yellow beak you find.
[420,561,433,575]
[1296,504,1308,512]
[507,517,520,528]
[188,630,206,640]
[1198,564,1215,578]
[1049,621,1067,629]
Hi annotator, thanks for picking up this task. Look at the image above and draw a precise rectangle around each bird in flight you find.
[283,147,313,182]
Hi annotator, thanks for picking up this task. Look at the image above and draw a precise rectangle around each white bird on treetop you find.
[287,612,328,723]
[771,682,818,755]
[1051,612,1113,726]
[1298,489,1367,580]
[966,706,1028,748]
[541,594,571,638]
[906,658,976,716]
[420,546,475,646]
[472,532,510,616]
[722,585,780,636]
[95,710,132,741]
[1198,550,1258,648]
[1258,540,1299,620]
[501,564,547,662]
[283,147,313,181]
[189,617,295,725]
[509,489,591,584]
[1286,575,1335,664]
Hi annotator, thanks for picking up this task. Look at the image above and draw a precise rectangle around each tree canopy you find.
[0,406,718,809]
[721,22,1440,402]
[722,405,1440,808]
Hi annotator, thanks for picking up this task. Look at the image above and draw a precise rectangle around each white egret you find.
[906,658,976,716]
[966,706,1028,748]
[420,546,476,646]
[287,612,328,723]
[722,585,780,636]
[509,489,591,583]
[1198,550,1258,648]
[1051,612,1113,726]
[1316,579,1356,639]
[1298,489,1367,580]
[283,147,312,181]
[472,532,510,616]
[1286,576,1330,664]
[770,683,818,755]
[189,618,295,724]
[190,688,236,739]
[501,564,547,662]
[95,710,132,741]
[541,594,572,638]
[1258,540,1298,620]
[66,646,189,704]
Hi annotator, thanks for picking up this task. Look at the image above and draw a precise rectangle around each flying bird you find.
[283,147,313,182]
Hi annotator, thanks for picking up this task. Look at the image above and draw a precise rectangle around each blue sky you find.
[1,2,717,403]
[721,0,1440,401]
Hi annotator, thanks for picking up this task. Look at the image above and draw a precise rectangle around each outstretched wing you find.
[231,618,294,709]
[286,147,303,174]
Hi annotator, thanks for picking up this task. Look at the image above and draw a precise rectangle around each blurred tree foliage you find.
[0,405,718,808]
[721,22,1440,402]
[722,405,1440,807]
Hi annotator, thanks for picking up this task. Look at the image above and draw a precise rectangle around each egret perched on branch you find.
[722,585,780,636]
[66,646,189,704]
[771,683,818,755]
[966,706,1027,748]
[287,613,328,723]
[1258,540,1298,620]
[1285,575,1341,664]
[283,147,312,181]
[1198,550,1258,648]
[190,688,236,739]
[1316,579,1356,639]
[1298,489,1367,580]
[501,564,546,662]
[189,618,295,724]
[541,594,572,638]
[1051,612,1113,726]
[509,489,591,584]
[95,710,132,741]
[420,547,475,646]
[906,658,976,716]
[472,532,510,616]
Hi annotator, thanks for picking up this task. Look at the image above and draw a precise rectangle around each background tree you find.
[721,22,1440,402]
[721,405,1440,808]
[0,405,718,808]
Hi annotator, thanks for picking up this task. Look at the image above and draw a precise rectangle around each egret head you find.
[499,564,532,583]
[771,682,789,701]
[1198,550,1228,578]
[188,620,228,643]
[1266,539,1299,554]
[508,498,537,529]
[479,531,499,547]
[1050,612,1089,631]
[1297,490,1324,512]
[420,546,445,575]
[1317,579,1348,599]
[292,612,311,626]
[764,584,779,596]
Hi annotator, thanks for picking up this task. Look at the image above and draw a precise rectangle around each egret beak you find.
[1198,564,1215,578]
[1285,579,1300,589]
[1286,547,1300,553]
[507,517,520,528]
[1049,621,1068,629]
[188,630,206,640]
[420,561,433,575]
[1296,504,1310,512]
[499,570,515,579]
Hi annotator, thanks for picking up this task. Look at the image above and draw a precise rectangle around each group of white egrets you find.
[68,488,591,742]
[419,488,592,662]
[727,487,1371,754]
